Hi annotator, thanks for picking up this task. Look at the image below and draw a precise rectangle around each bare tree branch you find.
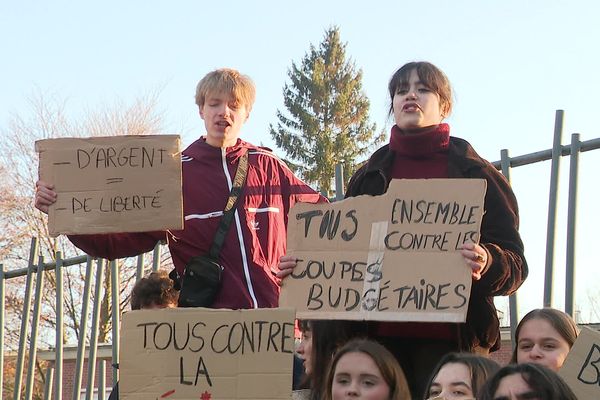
[0,89,166,351]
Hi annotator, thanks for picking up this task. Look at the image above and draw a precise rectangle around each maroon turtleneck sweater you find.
[389,123,450,179]
[378,123,456,340]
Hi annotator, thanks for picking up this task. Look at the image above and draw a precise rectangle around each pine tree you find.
[270,26,385,197]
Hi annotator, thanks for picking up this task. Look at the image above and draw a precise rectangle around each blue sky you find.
[1,0,599,321]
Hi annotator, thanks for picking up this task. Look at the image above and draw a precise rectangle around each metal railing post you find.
[25,255,46,400]
[152,243,162,272]
[43,366,54,400]
[72,257,94,400]
[543,110,564,307]
[5,255,88,280]
[98,361,106,400]
[54,252,64,400]
[111,259,121,386]
[14,237,39,400]
[565,134,581,316]
[85,259,105,400]
[135,253,145,281]
[500,149,519,341]
[335,163,345,201]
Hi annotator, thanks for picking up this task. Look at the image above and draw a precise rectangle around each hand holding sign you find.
[460,242,489,280]
[34,180,57,214]
[276,255,299,280]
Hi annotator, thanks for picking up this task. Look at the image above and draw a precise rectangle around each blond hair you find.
[195,68,256,111]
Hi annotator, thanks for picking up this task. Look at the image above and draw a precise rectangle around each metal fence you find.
[0,243,163,400]
[1,110,599,399]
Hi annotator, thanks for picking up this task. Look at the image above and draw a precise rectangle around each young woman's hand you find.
[34,180,57,214]
[460,242,489,281]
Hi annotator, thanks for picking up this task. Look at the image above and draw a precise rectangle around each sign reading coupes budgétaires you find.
[280,179,487,323]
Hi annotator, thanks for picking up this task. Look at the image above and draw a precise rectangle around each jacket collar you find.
[182,137,252,164]
[446,136,488,177]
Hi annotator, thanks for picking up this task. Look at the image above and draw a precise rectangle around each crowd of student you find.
[34,63,583,399]
[105,269,580,400]
[294,307,579,399]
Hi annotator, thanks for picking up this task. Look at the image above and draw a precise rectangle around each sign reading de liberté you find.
[36,135,183,236]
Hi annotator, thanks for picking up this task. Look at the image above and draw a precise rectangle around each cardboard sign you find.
[279,179,486,323]
[36,135,183,236]
[119,308,295,400]
[559,327,600,399]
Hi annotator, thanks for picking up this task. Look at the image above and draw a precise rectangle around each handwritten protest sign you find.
[559,327,600,399]
[119,307,295,400]
[280,179,486,323]
[36,135,183,236]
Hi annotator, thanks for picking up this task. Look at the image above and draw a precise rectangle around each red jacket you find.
[70,137,326,309]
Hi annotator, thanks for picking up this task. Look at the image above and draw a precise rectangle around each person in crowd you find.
[510,308,578,371]
[296,320,314,381]
[280,61,528,398]
[108,270,179,400]
[35,68,326,310]
[131,269,179,310]
[478,363,577,400]
[130,269,179,310]
[295,320,369,400]
[293,320,314,400]
[424,352,500,400]
[323,339,411,400]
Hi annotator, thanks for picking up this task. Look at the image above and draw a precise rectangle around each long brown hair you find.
[323,339,411,400]
[423,352,500,400]
[510,308,579,363]
[478,363,577,400]
[299,320,368,400]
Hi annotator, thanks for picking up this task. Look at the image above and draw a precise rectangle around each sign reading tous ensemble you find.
[279,179,487,323]
[119,308,295,400]
[36,135,183,236]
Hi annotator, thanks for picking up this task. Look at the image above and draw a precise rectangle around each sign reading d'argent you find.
[36,135,183,236]
[279,179,487,323]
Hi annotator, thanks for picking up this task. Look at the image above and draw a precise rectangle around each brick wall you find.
[45,357,116,399]
[489,338,513,366]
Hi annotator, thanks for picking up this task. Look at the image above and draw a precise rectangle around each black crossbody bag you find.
[177,152,249,308]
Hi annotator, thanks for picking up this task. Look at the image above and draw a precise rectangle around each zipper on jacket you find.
[221,148,259,308]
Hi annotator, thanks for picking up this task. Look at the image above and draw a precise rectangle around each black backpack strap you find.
[208,152,249,259]
[168,268,181,290]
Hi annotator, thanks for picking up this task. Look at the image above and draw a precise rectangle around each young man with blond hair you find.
[36,68,325,309]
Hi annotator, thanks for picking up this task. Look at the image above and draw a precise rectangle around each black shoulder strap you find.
[209,152,249,259]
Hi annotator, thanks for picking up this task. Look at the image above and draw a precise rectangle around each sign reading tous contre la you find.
[119,307,295,400]
[279,179,487,323]
[559,327,600,399]
[36,135,183,236]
